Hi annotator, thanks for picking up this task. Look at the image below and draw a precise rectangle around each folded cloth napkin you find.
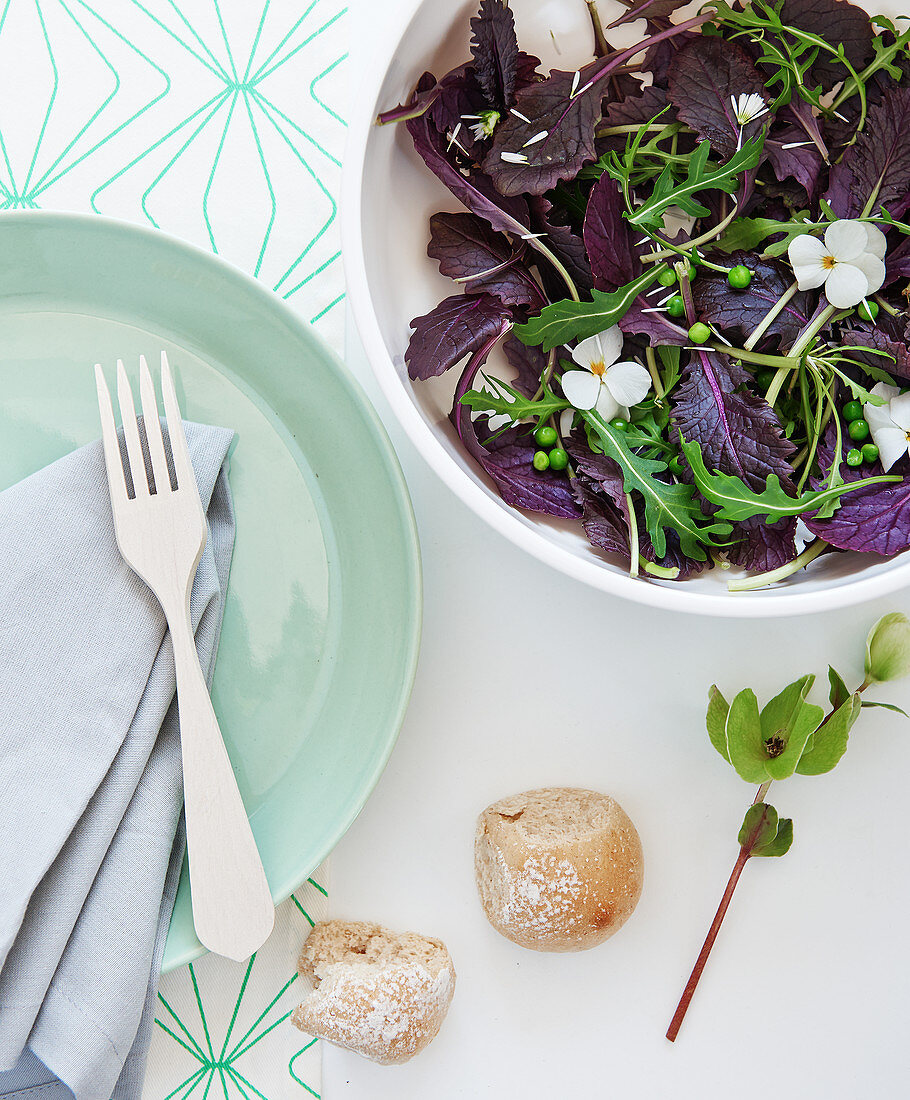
[0,420,236,1100]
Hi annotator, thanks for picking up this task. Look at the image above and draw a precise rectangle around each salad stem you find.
[743,281,800,350]
[645,346,665,400]
[626,492,640,577]
[641,208,740,264]
[531,238,580,302]
[585,0,610,57]
[727,538,829,591]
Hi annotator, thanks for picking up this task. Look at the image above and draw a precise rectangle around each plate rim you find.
[0,208,423,970]
[341,0,910,619]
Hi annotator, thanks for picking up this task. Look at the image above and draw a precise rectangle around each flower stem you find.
[727,538,829,591]
[743,281,800,351]
[641,208,740,265]
[585,0,610,57]
[666,844,752,1042]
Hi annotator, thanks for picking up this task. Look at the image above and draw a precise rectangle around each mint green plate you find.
[0,213,421,972]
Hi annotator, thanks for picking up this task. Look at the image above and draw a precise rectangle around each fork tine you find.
[95,365,129,508]
[139,355,171,494]
[159,351,195,493]
[116,359,149,497]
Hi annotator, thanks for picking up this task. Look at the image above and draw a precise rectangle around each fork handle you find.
[169,605,275,961]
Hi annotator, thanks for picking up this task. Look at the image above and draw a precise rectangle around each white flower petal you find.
[823,261,869,307]
[561,369,602,410]
[851,252,886,296]
[870,381,900,403]
[570,334,602,370]
[869,422,909,472]
[788,235,828,288]
[593,383,620,422]
[824,219,868,262]
[604,360,652,408]
[863,222,888,260]
[887,390,910,432]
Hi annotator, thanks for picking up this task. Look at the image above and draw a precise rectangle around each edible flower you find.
[730,92,769,148]
[863,382,910,471]
[787,220,887,308]
[462,109,500,140]
[561,327,651,420]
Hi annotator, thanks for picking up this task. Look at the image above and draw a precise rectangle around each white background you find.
[331,0,910,1096]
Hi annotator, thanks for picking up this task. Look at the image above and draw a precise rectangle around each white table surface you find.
[331,2,910,1096]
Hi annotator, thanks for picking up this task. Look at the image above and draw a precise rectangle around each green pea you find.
[728,264,752,289]
[667,295,686,318]
[532,450,550,471]
[843,400,863,422]
[658,267,677,287]
[756,369,775,390]
[862,443,880,464]
[548,447,569,471]
[688,321,711,344]
[609,417,629,431]
[534,424,558,447]
[858,300,879,322]
[846,448,864,467]
[847,418,870,442]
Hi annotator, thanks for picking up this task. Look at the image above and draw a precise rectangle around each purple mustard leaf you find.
[620,300,690,346]
[602,84,672,128]
[448,333,581,519]
[727,515,798,572]
[884,235,910,286]
[427,212,544,307]
[405,293,511,380]
[804,421,910,554]
[673,350,797,490]
[822,87,910,218]
[778,0,873,89]
[692,251,810,346]
[780,99,830,163]
[765,128,824,198]
[607,0,691,27]
[574,479,633,558]
[643,27,700,86]
[527,195,595,295]
[843,317,910,381]
[406,102,532,238]
[428,64,490,160]
[484,16,708,196]
[503,335,548,396]
[668,37,768,160]
[470,0,520,109]
[583,173,640,291]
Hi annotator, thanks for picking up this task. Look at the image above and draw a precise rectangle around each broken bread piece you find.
[291,920,455,1065]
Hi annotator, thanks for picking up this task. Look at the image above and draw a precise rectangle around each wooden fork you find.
[95,351,274,961]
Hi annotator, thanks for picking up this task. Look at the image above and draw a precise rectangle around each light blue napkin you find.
[0,421,236,1100]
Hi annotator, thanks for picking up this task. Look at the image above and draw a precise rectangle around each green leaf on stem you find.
[754,817,793,857]
[861,700,910,719]
[707,685,731,762]
[759,675,825,780]
[828,666,850,709]
[513,267,663,351]
[865,612,910,684]
[714,214,814,255]
[796,694,861,775]
[461,375,569,424]
[725,688,770,783]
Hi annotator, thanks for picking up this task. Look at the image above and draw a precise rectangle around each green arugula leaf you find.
[585,412,732,559]
[796,694,861,775]
[461,375,569,424]
[714,214,814,255]
[759,676,825,780]
[514,267,663,352]
[725,688,770,783]
[680,436,901,522]
[828,666,850,709]
[614,134,765,229]
[754,817,793,857]
[861,700,910,719]
[707,685,731,763]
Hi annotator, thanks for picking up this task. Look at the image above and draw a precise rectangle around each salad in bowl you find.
[375,0,910,593]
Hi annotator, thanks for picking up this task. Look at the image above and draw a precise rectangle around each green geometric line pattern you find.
[0,0,346,341]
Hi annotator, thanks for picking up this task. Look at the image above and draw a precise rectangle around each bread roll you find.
[474,786,643,951]
[291,920,455,1065]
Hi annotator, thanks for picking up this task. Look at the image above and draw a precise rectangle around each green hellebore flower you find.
[865,612,910,684]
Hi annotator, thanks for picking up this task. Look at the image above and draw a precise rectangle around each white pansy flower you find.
[788,220,887,308]
[863,382,910,471]
[561,327,651,420]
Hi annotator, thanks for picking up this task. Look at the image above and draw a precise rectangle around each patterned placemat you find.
[0,1,347,1095]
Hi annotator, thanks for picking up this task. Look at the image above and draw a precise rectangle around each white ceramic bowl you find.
[344,0,910,616]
